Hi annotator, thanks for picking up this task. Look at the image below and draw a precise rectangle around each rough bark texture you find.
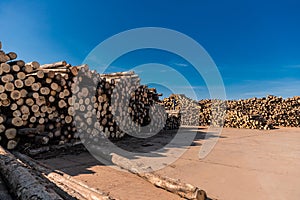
[0,146,63,200]
[13,151,114,200]
[0,175,13,200]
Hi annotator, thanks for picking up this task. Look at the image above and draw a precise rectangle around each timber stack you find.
[162,94,181,129]
[164,94,299,129]
[73,69,167,142]
[0,42,168,150]
[163,94,202,127]
[224,95,300,128]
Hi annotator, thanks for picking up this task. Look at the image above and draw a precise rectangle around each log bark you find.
[0,175,13,200]
[0,146,63,200]
[39,61,67,69]
[13,152,113,200]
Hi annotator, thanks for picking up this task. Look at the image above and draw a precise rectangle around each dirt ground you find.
[40,127,300,200]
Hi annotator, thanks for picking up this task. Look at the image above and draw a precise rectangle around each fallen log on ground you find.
[90,144,207,200]
[139,172,207,200]
[13,151,114,200]
[0,146,63,200]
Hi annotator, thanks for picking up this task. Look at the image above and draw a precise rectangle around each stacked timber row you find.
[163,94,181,110]
[73,69,167,142]
[0,42,168,150]
[164,110,181,130]
[162,94,203,127]
[164,94,299,129]
[224,95,300,128]
[161,94,182,129]
[0,49,81,149]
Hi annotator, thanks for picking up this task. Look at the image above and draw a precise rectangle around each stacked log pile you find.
[225,95,300,128]
[0,52,80,149]
[73,69,167,142]
[164,110,181,130]
[163,94,181,110]
[0,42,168,150]
[163,94,202,127]
[164,94,299,130]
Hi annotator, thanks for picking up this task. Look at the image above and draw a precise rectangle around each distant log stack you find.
[164,94,299,130]
[163,94,202,127]
[162,94,181,129]
[224,95,300,129]
[163,94,181,110]
[164,110,181,130]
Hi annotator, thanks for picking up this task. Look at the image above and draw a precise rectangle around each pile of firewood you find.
[0,42,168,150]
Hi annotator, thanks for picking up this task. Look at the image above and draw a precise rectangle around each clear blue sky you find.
[0,0,299,99]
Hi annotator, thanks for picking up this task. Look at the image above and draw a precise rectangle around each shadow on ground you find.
[33,126,219,200]
[35,126,224,175]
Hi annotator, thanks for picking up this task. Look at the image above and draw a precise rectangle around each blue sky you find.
[0,0,299,99]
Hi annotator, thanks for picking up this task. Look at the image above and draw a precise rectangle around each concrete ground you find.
[40,127,300,200]
[157,127,300,200]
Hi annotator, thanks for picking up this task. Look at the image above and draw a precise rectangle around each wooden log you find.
[6,52,17,60]
[7,60,25,67]
[10,103,18,110]
[1,74,14,82]
[31,82,41,91]
[24,76,35,86]
[0,85,4,93]
[13,152,113,200]
[0,124,6,133]
[90,145,206,200]
[0,93,7,100]
[36,70,45,79]
[13,110,22,117]
[0,175,12,200]
[0,146,63,199]
[5,128,17,139]
[7,139,19,150]
[0,114,6,124]
[39,61,67,69]
[20,89,28,98]
[1,63,11,73]
[17,128,41,136]
[1,99,10,107]
[39,68,70,73]
[0,51,10,63]
[25,61,40,70]
[14,79,24,88]
[10,90,21,100]
[6,117,23,127]
[139,172,207,200]
[11,64,20,72]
